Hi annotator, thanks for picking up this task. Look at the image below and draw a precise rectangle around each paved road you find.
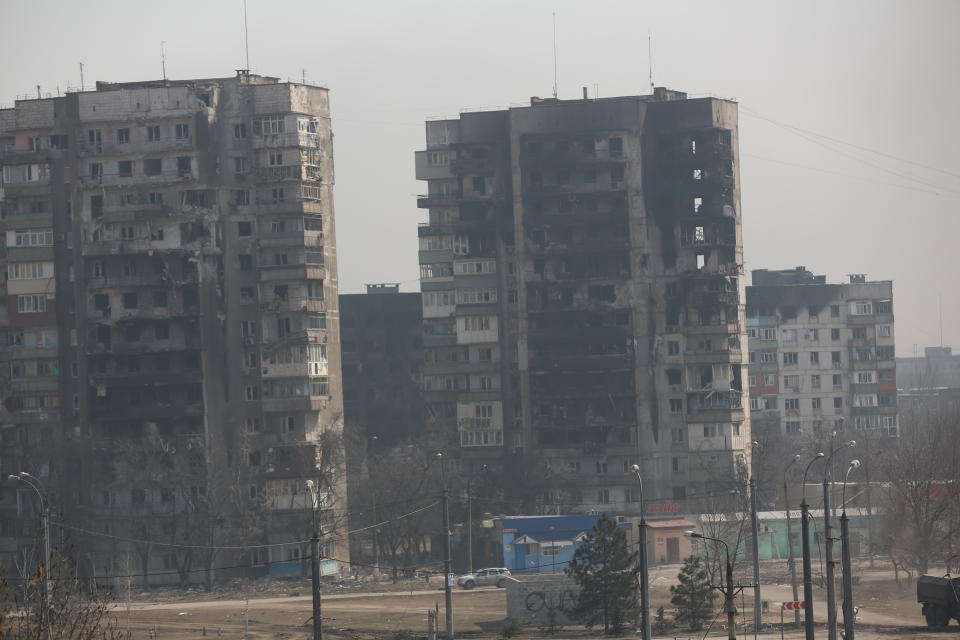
[122,585,501,612]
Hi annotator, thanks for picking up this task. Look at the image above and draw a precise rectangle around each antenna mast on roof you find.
[161,41,167,81]
[648,31,654,93]
[243,0,250,71]
[552,12,558,99]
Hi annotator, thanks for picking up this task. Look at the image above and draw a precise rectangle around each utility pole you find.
[840,460,861,640]
[824,440,856,640]
[631,465,651,640]
[437,452,453,639]
[442,487,454,639]
[686,531,736,640]
[10,473,51,640]
[466,479,473,575]
[800,453,824,640]
[784,455,802,627]
[748,442,762,634]
[306,480,323,640]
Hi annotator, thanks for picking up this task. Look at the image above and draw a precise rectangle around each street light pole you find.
[305,480,324,640]
[748,441,762,634]
[11,472,52,640]
[823,440,856,640]
[437,453,454,640]
[631,465,651,640]
[840,459,861,640]
[686,531,736,640]
[466,478,473,575]
[800,453,824,640]
[783,455,802,627]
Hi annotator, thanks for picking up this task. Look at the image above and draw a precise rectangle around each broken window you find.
[692,168,703,180]
[155,322,169,339]
[610,166,625,185]
[175,123,190,140]
[669,398,683,415]
[234,190,250,206]
[237,221,252,237]
[609,137,623,157]
[693,197,703,214]
[238,254,252,271]
[89,163,103,181]
[144,159,162,176]
[125,325,140,342]
[122,293,138,309]
[146,125,161,142]
[177,156,192,178]
[234,123,247,139]
[116,128,130,144]
[153,291,168,308]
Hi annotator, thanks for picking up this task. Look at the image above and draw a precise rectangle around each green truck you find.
[917,575,960,627]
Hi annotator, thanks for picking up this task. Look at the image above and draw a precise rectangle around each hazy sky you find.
[2,0,958,356]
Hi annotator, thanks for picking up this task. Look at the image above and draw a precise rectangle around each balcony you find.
[415,151,454,180]
[254,165,322,183]
[252,132,322,149]
[259,296,325,314]
[525,236,630,256]
[262,395,328,413]
[258,264,325,282]
[258,231,323,248]
[417,193,458,209]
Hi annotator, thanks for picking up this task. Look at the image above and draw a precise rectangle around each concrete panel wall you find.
[505,577,580,627]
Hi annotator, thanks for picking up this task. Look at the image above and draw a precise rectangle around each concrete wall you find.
[505,576,580,627]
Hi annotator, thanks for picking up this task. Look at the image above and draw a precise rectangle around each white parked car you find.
[457,567,512,589]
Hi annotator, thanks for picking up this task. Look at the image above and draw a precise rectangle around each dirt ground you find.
[113,561,957,639]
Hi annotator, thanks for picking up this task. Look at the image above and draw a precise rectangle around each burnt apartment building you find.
[746,268,898,475]
[340,283,423,450]
[415,88,749,513]
[0,71,346,582]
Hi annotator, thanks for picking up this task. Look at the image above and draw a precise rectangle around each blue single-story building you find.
[499,515,632,574]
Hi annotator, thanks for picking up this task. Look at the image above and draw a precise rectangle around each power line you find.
[741,106,960,181]
[743,152,960,200]
[741,107,960,195]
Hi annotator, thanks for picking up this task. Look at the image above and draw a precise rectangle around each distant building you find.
[898,346,960,391]
[0,72,347,582]
[340,284,424,449]
[746,268,898,471]
[415,88,749,514]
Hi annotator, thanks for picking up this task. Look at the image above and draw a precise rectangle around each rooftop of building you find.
[750,266,891,288]
[427,87,735,123]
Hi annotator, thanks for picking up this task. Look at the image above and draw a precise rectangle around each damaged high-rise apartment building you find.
[415,88,750,513]
[0,71,346,581]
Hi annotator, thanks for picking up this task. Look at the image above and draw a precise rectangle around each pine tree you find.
[670,555,716,630]
[564,514,639,635]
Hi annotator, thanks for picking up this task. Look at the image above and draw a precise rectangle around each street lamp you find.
[631,464,651,640]
[748,441,762,634]
[305,479,323,640]
[840,459,861,640]
[823,439,856,640]
[783,454,802,627]
[800,452,824,640]
[436,452,454,640]
[466,463,489,575]
[685,530,737,640]
[10,472,51,640]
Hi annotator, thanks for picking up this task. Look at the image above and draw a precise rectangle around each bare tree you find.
[0,547,121,640]
[362,444,442,581]
[878,408,960,575]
